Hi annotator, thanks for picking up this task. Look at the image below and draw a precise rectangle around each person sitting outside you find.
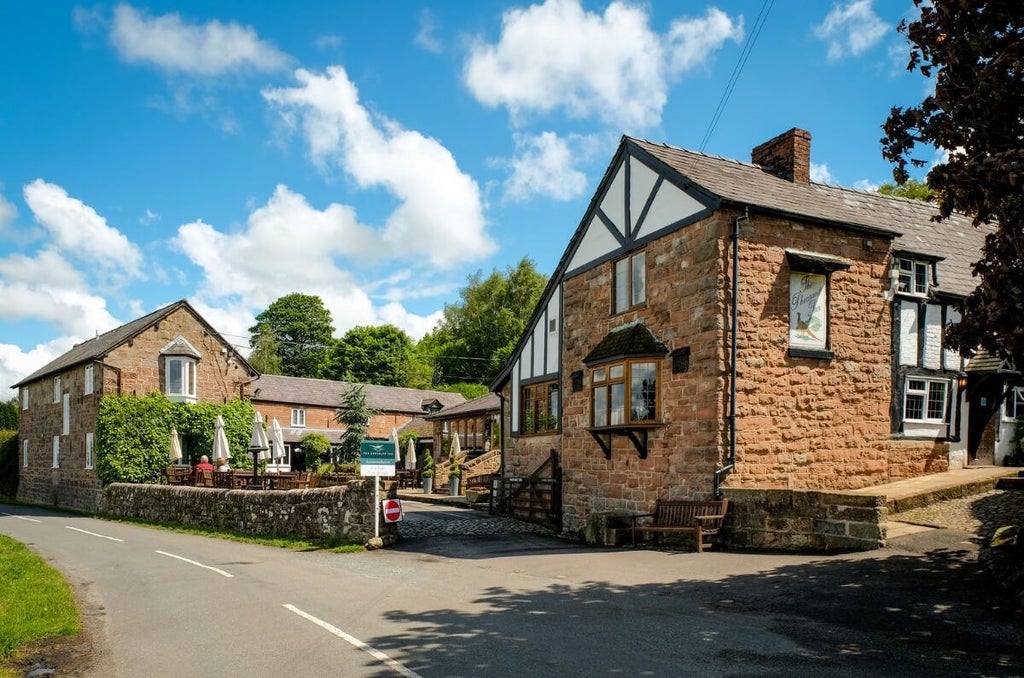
[216,457,231,471]
[194,455,214,472]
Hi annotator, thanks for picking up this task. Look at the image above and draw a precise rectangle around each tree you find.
[881,1,1024,363]
[298,433,331,471]
[877,178,935,202]
[335,385,378,464]
[247,324,283,375]
[423,257,547,386]
[331,325,414,386]
[0,398,17,430]
[249,293,335,378]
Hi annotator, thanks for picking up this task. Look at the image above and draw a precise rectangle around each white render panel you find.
[568,214,620,270]
[629,156,659,234]
[601,162,627,238]
[520,335,534,380]
[944,307,962,370]
[899,300,918,366]
[532,317,545,376]
[923,303,942,369]
[636,176,705,240]
[545,287,560,374]
[511,360,520,433]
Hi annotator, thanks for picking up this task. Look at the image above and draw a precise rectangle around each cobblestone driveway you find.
[891,489,1024,542]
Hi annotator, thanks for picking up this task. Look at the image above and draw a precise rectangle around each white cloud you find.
[314,34,341,51]
[0,337,80,397]
[503,132,589,202]
[140,208,160,225]
[263,66,495,267]
[415,9,443,53]
[463,0,742,130]
[109,4,290,76]
[0,278,121,340]
[172,185,451,342]
[23,179,143,281]
[814,0,888,61]
[811,162,836,184]
[854,179,880,192]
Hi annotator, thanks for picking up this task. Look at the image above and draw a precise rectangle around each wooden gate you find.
[491,449,561,532]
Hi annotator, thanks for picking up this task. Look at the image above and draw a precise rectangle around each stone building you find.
[12,299,256,510]
[491,128,1008,539]
[249,374,464,470]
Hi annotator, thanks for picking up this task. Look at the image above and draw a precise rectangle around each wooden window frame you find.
[520,380,559,436]
[590,358,660,428]
[896,257,930,297]
[165,357,197,402]
[904,377,949,423]
[613,251,647,314]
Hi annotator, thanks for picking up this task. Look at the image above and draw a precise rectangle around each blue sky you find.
[0,0,935,394]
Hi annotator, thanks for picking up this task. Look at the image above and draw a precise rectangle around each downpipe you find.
[714,208,748,500]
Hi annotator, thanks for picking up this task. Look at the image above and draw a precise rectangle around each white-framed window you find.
[53,376,61,403]
[896,258,930,296]
[904,378,949,423]
[613,251,646,314]
[1005,387,1024,421]
[291,408,306,427]
[52,436,60,468]
[21,388,28,411]
[165,357,197,402]
[85,432,94,469]
[23,440,28,468]
[84,364,94,395]
[62,393,70,436]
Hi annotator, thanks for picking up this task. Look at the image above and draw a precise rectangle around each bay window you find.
[165,357,197,403]
[592,359,658,427]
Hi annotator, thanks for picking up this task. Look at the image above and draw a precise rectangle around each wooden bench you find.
[630,499,729,552]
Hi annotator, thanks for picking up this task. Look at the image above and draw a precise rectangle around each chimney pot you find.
[751,128,811,184]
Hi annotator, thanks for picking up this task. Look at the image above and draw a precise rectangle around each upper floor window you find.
[520,380,559,435]
[1005,387,1024,421]
[592,359,658,427]
[896,258,930,296]
[613,251,646,314]
[84,364,94,395]
[21,388,28,411]
[904,377,948,423]
[786,250,850,360]
[291,408,306,427]
[165,357,197,403]
[53,376,61,403]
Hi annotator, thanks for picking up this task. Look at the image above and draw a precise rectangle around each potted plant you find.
[421,452,434,494]
[449,449,461,496]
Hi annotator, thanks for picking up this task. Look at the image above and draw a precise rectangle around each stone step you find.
[996,476,1024,490]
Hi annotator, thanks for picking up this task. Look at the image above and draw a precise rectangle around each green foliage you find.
[335,385,378,463]
[95,393,254,484]
[882,1,1024,364]
[420,448,434,478]
[0,430,18,498]
[421,257,547,387]
[0,398,17,429]
[0,534,79,658]
[249,293,335,378]
[1007,417,1024,467]
[331,324,414,386]
[443,382,489,401]
[449,442,461,479]
[247,324,283,375]
[300,433,332,470]
[877,178,935,202]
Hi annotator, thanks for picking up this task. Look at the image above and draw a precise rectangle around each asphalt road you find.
[3,501,1023,677]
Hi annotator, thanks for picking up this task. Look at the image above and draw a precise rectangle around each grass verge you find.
[0,535,80,663]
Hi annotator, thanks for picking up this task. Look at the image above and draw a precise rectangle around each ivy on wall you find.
[0,430,18,498]
[95,393,254,484]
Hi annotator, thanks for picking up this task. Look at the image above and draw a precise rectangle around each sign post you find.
[360,440,397,539]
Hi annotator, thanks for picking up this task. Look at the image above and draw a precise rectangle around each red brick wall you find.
[252,401,412,441]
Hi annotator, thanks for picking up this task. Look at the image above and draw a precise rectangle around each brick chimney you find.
[751,128,811,184]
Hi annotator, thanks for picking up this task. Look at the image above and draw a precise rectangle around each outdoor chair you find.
[194,469,213,487]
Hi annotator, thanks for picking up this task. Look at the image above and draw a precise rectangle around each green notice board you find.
[360,440,396,477]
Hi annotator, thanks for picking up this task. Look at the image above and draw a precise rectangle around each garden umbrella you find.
[405,437,417,471]
[450,431,461,462]
[248,411,270,482]
[212,415,231,464]
[391,427,400,463]
[170,428,183,464]
[270,417,286,468]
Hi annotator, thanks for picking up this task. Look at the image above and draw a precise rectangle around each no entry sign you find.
[382,498,403,523]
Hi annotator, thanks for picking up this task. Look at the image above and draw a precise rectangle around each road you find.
[3,500,1023,677]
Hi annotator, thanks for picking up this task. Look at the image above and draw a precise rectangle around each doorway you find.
[967,375,1002,465]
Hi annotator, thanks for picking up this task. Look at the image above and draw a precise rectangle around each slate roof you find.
[630,137,992,298]
[424,392,500,420]
[582,321,669,366]
[11,299,251,388]
[251,374,465,414]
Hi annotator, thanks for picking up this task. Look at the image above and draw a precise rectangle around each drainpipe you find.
[714,208,748,499]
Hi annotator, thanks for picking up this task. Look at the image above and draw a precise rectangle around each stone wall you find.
[100,478,394,544]
[722,488,886,551]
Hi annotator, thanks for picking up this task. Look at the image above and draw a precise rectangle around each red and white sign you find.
[382,498,403,523]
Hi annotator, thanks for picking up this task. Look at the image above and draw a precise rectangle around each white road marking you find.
[65,526,123,541]
[156,550,233,577]
[284,604,422,678]
[2,512,40,522]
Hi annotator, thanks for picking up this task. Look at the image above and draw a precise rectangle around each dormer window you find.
[896,258,930,296]
[161,336,201,403]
